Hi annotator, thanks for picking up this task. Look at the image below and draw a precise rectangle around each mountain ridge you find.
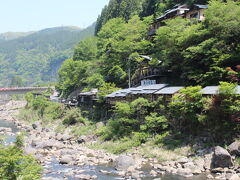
[0,23,95,87]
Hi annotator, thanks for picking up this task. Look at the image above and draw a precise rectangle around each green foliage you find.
[73,37,97,61]
[44,102,65,120]
[56,59,93,97]
[0,144,42,180]
[9,76,24,87]
[95,0,145,34]
[100,98,169,140]
[151,0,240,85]
[97,83,121,102]
[168,86,205,134]
[107,65,127,86]
[15,135,24,148]
[63,108,86,125]
[83,73,105,92]
[0,25,95,87]
[141,113,168,135]
[31,96,49,117]
[97,16,152,87]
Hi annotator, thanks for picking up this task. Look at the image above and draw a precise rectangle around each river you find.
[0,117,208,180]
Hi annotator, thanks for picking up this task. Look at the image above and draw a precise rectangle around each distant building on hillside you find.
[149,4,208,36]
[131,55,170,87]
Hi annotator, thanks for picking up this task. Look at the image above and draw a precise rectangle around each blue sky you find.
[0,0,110,33]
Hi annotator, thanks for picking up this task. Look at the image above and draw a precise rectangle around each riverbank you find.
[0,101,240,180]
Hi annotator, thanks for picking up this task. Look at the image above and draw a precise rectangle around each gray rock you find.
[60,149,78,156]
[25,146,36,154]
[183,162,195,169]
[229,141,240,156]
[32,121,41,129]
[176,168,193,177]
[96,122,104,129]
[115,155,135,171]
[59,155,73,164]
[213,146,233,168]
[35,139,63,149]
[150,170,158,176]
[204,154,213,170]
[61,133,72,141]
[75,174,92,179]
[77,135,88,144]
[178,157,190,164]
[211,167,224,173]
[207,174,214,179]
[229,174,240,180]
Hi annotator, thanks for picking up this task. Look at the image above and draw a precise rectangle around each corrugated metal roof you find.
[79,92,95,96]
[201,86,219,95]
[135,84,167,90]
[194,4,208,9]
[154,86,184,95]
[202,86,240,95]
[237,86,240,94]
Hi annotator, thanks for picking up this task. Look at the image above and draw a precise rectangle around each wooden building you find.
[132,55,169,87]
[149,4,208,36]
[77,89,98,106]
[185,4,208,21]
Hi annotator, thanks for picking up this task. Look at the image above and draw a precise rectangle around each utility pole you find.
[128,65,131,88]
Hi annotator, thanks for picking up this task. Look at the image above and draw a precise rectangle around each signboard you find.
[141,80,156,86]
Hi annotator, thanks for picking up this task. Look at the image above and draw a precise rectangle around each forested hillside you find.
[95,0,209,34]
[0,24,95,87]
[54,0,240,153]
[58,0,240,97]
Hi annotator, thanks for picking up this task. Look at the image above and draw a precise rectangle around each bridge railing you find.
[0,87,49,92]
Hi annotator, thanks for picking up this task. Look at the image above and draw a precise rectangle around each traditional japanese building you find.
[149,4,208,36]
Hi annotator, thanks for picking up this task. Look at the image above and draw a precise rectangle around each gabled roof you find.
[155,4,207,21]
[154,86,184,95]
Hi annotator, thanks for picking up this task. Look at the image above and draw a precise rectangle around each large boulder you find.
[77,135,88,144]
[229,174,240,180]
[212,146,233,168]
[176,168,193,177]
[34,139,63,149]
[59,155,73,164]
[32,121,41,130]
[114,155,135,171]
[229,141,240,156]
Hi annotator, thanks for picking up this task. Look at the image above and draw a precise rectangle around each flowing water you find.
[0,117,207,180]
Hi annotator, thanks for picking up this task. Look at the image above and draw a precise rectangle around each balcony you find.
[132,67,167,86]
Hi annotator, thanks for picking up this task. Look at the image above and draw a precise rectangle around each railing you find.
[0,87,49,92]
[139,68,162,79]
[132,67,167,86]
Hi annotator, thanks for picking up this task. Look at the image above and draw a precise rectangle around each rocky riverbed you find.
[0,101,240,180]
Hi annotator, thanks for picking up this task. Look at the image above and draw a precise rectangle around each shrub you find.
[63,108,86,125]
[0,138,42,180]
[141,113,169,135]
[168,86,204,134]
[44,102,65,120]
